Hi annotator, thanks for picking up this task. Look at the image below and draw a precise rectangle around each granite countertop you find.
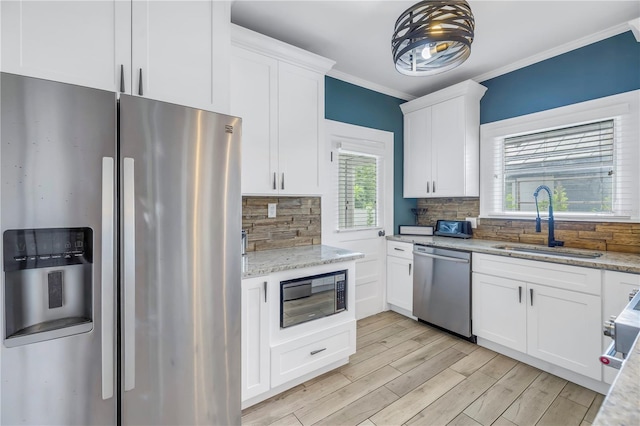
[242,244,364,278]
[594,334,640,426]
[387,235,640,274]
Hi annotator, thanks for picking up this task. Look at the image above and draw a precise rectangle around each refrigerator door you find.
[0,73,117,424]
[119,95,242,425]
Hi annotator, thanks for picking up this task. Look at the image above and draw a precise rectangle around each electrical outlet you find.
[268,203,277,218]
[466,217,478,229]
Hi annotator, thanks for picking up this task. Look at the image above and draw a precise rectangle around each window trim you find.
[480,90,640,222]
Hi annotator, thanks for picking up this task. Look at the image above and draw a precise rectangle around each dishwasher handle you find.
[413,251,470,264]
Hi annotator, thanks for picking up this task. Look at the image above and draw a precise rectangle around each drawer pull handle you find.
[394,247,404,251]
[310,348,326,356]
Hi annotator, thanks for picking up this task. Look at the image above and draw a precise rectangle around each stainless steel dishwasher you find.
[413,245,473,339]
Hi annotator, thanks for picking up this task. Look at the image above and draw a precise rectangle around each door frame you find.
[322,120,394,319]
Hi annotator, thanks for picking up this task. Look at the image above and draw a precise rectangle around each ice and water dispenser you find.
[3,228,93,347]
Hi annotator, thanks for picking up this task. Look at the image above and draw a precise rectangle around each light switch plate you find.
[268,203,277,218]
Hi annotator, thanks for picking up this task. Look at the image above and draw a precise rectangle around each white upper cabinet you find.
[230,48,278,195]
[230,24,334,196]
[401,80,486,198]
[1,0,131,92]
[131,0,230,113]
[2,1,230,113]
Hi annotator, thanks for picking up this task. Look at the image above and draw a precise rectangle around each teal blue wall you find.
[325,77,414,231]
[325,31,639,230]
[481,31,640,124]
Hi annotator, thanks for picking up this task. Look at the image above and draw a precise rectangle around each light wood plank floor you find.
[242,311,604,426]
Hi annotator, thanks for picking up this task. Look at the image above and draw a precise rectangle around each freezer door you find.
[119,95,242,425]
[0,73,117,425]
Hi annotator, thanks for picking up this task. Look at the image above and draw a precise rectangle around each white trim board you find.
[474,22,636,83]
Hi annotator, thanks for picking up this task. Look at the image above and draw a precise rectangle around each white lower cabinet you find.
[241,260,357,407]
[472,253,602,381]
[271,322,355,387]
[472,273,526,352]
[386,241,414,313]
[241,277,270,402]
[526,283,601,379]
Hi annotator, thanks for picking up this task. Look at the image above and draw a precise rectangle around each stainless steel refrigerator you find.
[0,72,241,425]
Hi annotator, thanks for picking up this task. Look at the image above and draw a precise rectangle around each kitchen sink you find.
[492,245,603,259]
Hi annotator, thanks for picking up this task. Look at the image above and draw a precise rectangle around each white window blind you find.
[503,120,614,213]
[480,90,640,221]
[338,152,379,230]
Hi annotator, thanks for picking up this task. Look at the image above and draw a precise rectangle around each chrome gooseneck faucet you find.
[533,185,564,248]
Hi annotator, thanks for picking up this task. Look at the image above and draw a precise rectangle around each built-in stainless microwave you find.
[280,270,347,328]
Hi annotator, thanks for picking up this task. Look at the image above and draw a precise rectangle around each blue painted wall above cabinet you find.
[481,30,640,124]
[325,77,414,231]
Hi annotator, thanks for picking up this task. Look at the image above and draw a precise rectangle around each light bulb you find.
[421,45,432,59]
[421,42,450,60]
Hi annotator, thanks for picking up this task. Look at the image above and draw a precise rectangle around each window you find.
[503,120,614,214]
[480,90,640,221]
[337,152,379,230]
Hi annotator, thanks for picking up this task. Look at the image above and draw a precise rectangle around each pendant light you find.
[392,0,475,76]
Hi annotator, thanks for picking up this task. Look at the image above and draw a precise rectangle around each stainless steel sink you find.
[492,245,603,259]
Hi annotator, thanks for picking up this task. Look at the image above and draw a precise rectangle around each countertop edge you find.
[386,235,640,274]
[241,245,364,279]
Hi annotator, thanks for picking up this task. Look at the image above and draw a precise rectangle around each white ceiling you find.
[231,1,640,100]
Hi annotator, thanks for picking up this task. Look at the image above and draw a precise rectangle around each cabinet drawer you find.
[387,241,413,260]
[473,253,601,295]
[271,322,355,387]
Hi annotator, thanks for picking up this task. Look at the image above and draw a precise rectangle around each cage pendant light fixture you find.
[392,0,474,76]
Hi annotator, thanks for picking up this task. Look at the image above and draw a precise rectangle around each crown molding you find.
[326,69,416,101]
[231,24,335,73]
[629,17,640,41]
[474,21,635,83]
[400,79,487,114]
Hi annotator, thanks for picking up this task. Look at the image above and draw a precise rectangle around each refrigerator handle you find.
[101,157,115,400]
[123,157,136,391]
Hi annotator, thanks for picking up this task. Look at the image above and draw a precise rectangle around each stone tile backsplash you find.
[242,196,321,252]
[416,197,640,254]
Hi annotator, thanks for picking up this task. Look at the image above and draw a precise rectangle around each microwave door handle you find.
[101,157,115,400]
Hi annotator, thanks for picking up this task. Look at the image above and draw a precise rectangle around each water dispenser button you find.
[47,271,64,309]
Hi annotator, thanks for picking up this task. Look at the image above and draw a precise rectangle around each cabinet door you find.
[1,0,130,92]
[131,0,230,113]
[527,283,601,380]
[241,277,271,402]
[403,108,432,197]
[386,256,413,312]
[278,62,323,195]
[472,273,527,352]
[602,271,640,383]
[430,97,466,196]
[230,47,279,195]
